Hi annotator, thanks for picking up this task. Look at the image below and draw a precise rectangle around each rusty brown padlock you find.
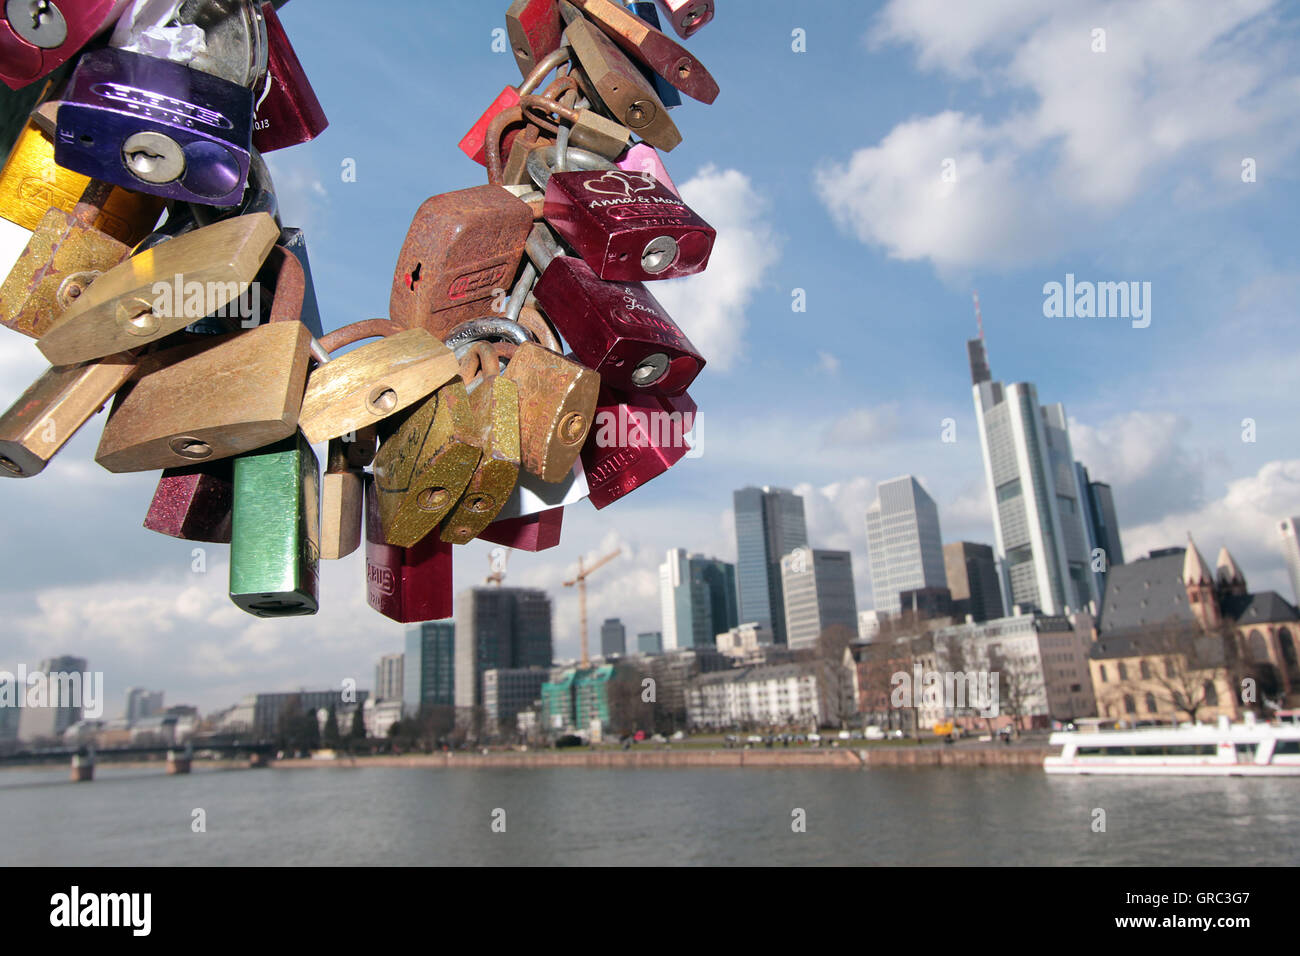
[562,4,681,151]
[387,186,534,340]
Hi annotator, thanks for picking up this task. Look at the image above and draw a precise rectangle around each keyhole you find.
[406,262,422,291]
[128,148,164,172]
[29,1,49,29]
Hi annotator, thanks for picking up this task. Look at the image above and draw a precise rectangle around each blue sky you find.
[1,0,1298,714]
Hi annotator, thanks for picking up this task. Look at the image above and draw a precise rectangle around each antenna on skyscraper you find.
[972,290,984,340]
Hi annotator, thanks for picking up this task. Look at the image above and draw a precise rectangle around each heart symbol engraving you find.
[582,171,657,199]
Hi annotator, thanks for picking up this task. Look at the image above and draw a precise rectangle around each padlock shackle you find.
[316,318,404,356]
[519,46,572,97]
[524,222,564,272]
[516,304,563,353]
[485,105,527,185]
[444,317,533,354]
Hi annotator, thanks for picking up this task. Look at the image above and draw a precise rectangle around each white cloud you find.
[1121,459,1300,598]
[1068,410,1206,528]
[650,166,781,371]
[822,403,903,447]
[819,0,1299,270]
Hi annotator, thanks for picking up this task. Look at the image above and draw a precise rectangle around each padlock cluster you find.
[0,0,721,624]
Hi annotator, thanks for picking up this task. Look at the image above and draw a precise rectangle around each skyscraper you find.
[637,631,663,655]
[374,653,404,703]
[404,620,455,715]
[864,475,946,615]
[659,549,740,650]
[454,588,553,711]
[733,486,808,645]
[1282,517,1300,607]
[18,655,88,742]
[943,541,1005,622]
[969,337,1099,616]
[1075,462,1125,600]
[124,687,164,722]
[781,548,859,648]
[600,618,626,657]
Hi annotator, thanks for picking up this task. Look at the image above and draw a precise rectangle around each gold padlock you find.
[298,319,461,445]
[0,354,136,478]
[501,341,600,482]
[0,119,165,242]
[371,380,482,548]
[441,343,522,544]
[1,180,131,339]
[321,437,363,560]
[93,251,312,473]
[36,212,280,366]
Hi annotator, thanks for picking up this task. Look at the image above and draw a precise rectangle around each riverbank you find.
[270,744,1052,770]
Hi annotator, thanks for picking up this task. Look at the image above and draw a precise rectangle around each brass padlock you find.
[0,180,130,339]
[321,437,363,560]
[0,353,135,478]
[93,247,312,473]
[371,380,483,548]
[0,119,165,243]
[298,319,461,444]
[440,343,522,545]
[562,6,680,151]
[36,211,280,366]
[517,92,632,159]
[502,341,600,482]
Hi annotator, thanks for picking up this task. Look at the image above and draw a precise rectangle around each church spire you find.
[1182,534,1214,586]
[1216,546,1247,595]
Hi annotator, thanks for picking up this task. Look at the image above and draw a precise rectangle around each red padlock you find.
[365,476,453,624]
[478,506,564,552]
[143,460,234,543]
[459,46,568,167]
[542,167,714,281]
[654,0,713,39]
[0,0,129,91]
[581,387,695,509]
[526,224,704,396]
[252,1,329,153]
[505,0,563,79]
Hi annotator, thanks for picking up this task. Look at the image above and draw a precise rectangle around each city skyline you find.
[2,1,1296,714]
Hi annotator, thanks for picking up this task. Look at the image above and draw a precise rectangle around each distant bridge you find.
[0,737,277,780]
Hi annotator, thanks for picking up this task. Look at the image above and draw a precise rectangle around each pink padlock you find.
[616,143,681,198]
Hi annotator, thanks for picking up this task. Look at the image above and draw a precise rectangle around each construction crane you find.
[485,548,509,586]
[564,548,621,666]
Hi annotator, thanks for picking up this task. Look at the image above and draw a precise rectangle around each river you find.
[2,764,1296,865]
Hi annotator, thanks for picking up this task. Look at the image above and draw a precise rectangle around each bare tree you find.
[1102,622,1234,724]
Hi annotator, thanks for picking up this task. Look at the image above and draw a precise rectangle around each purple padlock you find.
[55,47,253,207]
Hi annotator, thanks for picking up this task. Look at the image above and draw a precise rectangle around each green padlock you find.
[229,432,320,618]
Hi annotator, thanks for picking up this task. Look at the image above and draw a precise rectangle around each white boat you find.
[1044,714,1300,776]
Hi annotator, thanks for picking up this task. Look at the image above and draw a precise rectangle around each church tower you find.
[1215,546,1248,597]
[1183,535,1220,629]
